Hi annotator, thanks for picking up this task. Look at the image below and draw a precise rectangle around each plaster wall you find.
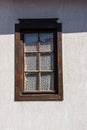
[0,0,87,130]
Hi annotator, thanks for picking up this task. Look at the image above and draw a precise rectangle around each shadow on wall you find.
[0,0,87,34]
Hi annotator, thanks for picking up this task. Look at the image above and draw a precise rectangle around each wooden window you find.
[15,19,63,101]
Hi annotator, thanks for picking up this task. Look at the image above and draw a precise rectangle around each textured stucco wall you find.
[0,0,87,130]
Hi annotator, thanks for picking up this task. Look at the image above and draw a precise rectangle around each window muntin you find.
[24,33,54,92]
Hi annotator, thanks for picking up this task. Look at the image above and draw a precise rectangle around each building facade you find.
[0,0,87,129]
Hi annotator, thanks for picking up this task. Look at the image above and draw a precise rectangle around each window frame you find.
[15,18,63,101]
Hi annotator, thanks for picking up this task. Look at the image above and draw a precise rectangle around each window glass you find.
[40,33,53,51]
[24,33,38,51]
[24,33,54,91]
[25,54,38,70]
[40,54,53,70]
[25,73,38,91]
[41,73,54,90]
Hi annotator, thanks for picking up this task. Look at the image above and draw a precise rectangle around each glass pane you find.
[25,54,38,70]
[40,33,53,51]
[40,54,53,70]
[41,73,54,90]
[25,73,38,91]
[24,33,38,51]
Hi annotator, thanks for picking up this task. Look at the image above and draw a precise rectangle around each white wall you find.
[0,0,87,130]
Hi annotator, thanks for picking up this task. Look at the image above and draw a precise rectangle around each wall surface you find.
[0,0,87,130]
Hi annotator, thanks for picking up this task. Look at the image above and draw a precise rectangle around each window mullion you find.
[38,33,41,91]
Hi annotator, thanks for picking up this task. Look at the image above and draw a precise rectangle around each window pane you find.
[40,54,53,70]
[41,73,54,90]
[24,33,38,51]
[25,54,38,70]
[25,73,38,91]
[40,33,53,51]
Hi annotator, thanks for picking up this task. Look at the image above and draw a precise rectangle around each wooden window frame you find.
[15,18,63,101]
